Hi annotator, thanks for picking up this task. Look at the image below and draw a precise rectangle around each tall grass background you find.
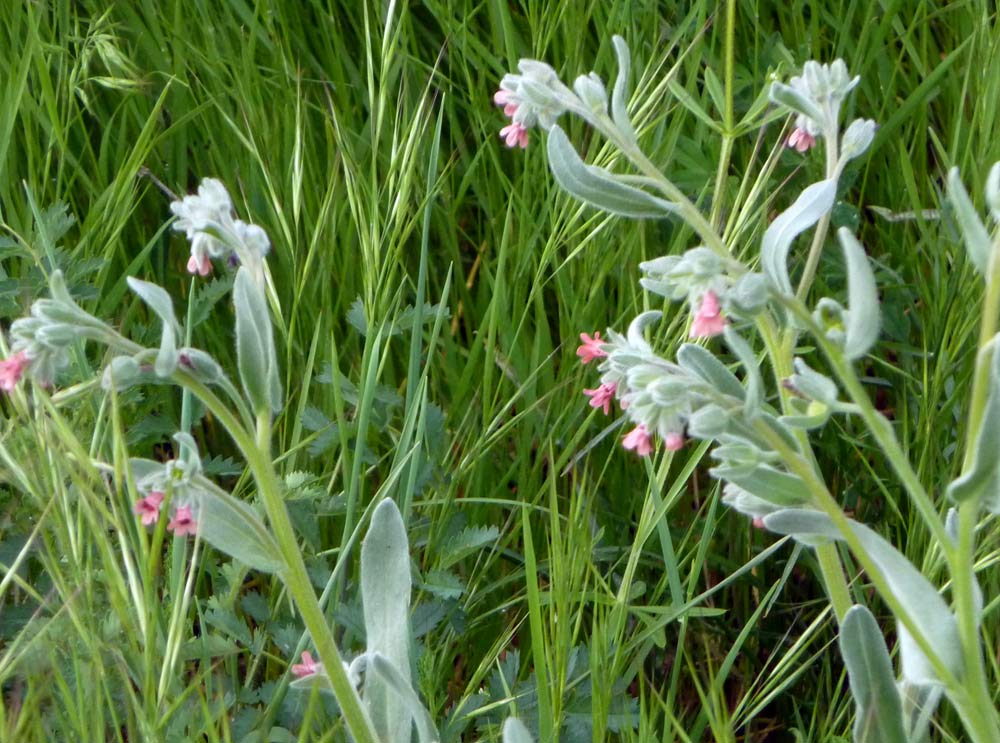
[0,1,998,740]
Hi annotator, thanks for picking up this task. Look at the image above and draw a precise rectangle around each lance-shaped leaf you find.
[127,277,181,376]
[369,653,439,743]
[768,81,826,126]
[838,229,880,360]
[677,343,745,400]
[610,36,637,147]
[723,327,762,414]
[712,465,812,509]
[361,499,413,743]
[193,476,285,573]
[763,509,962,684]
[547,126,678,218]
[946,338,1000,512]
[839,605,907,743]
[986,161,1000,222]
[233,267,281,414]
[762,179,837,295]
[947,166,991,274]
[503,718,535,743]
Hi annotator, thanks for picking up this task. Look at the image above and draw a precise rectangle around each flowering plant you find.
[495,36,1000,742]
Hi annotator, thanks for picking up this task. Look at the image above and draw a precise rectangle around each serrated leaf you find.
[947,167,991,274]
[547,126,678,218]
[190,275,236,329]
[361,499,413,743]
[204,598,252,646]
[347,298,367,336]
[840,606,907,743]
[420,569,465,600]
[439,525,500,569]
[762,180,837,294]
[838,229,880,360]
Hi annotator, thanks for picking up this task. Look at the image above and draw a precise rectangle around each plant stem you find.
[175,374,380,743]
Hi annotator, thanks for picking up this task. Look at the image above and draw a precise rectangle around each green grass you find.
[0,1,999,741]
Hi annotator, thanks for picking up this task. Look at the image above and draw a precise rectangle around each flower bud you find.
[841,118,876,161]
[572,72,608,114]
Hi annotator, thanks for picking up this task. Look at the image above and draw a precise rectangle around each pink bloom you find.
[576,332,607,364]
[664,432,685,451]
[622,424,654,457]
[752,517,766,529]
[583,382,616,414]
[133,491,165,526]
[787,128,816,153]
[167,505,198,537]
[291,651,321,678]
[0,351,30,393]
[690,290,727,338]
[186,254,212,276]
[499,122,529,149]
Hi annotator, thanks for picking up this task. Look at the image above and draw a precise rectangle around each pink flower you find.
[690,290,727,338]
[576,332,607,364]
[664,432,685,451]
[499,122,529,149]
[133,491,165,526]
[167,505,197,537]
[622,424,654,457]
[583,382,616,414]
[186,254,212,276]
[291,651,321,678]
[752,517,766,529]
[0,351,30,393]
[787,128,816,153]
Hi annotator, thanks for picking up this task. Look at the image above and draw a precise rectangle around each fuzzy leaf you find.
[763,509,962,684]
[840,606,907,743]
[233,267,281,414]
[838,229,880,360]
[768,81,826,125]
[610,36,637,146]
[762,180,837,294]
[676,343,745,400]
[946,339,1000,512]
[369,653,439,743]
[547,126,677,218]
[127,277,181,376]
[503,718,535,743]
[361,499,413,743]
[723,327,762,414]
[947,167,991,274]
[195,478,285,573]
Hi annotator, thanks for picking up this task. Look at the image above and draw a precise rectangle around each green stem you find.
[175,374,379,743]
[794,127,840,303]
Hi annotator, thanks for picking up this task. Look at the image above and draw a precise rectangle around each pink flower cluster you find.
[786,127,816,153]
[575,332,686,458]
[0,351,31,393]
[133,492,198,537]
[494,89,529,149]
[690,290,727,338]
[291,651,321,678]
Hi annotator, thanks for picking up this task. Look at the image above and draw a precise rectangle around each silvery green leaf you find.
[763,509,962,684]
[778,399,831,430]
[178,348,224,385]
[191,477,285,573]
[233,267,281,414]
[547,126,678,218]
[762,179,837,295]
[686,403,731,439]
[127,277,181,377]
[102,356,144,391]
[712,465,812,508]
[946,339,1000,511]
[362,499,413,743]
[723,327,762,415]
[840,119,877,162]
[610,36,637,146]
[727,272,771,317]
[722,483,786,519]
[838,229,880,360]
[129,457,165,487]
[676,343,745,400]
[899,682,942,743]
[839,605,907,743]
[369,653,439,743]
[503,718,534,743]
[789,358,839,405]
[768,81,827,126]
[947,166,992,274]
[573,72,607,114]
[986,161,1000,222]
